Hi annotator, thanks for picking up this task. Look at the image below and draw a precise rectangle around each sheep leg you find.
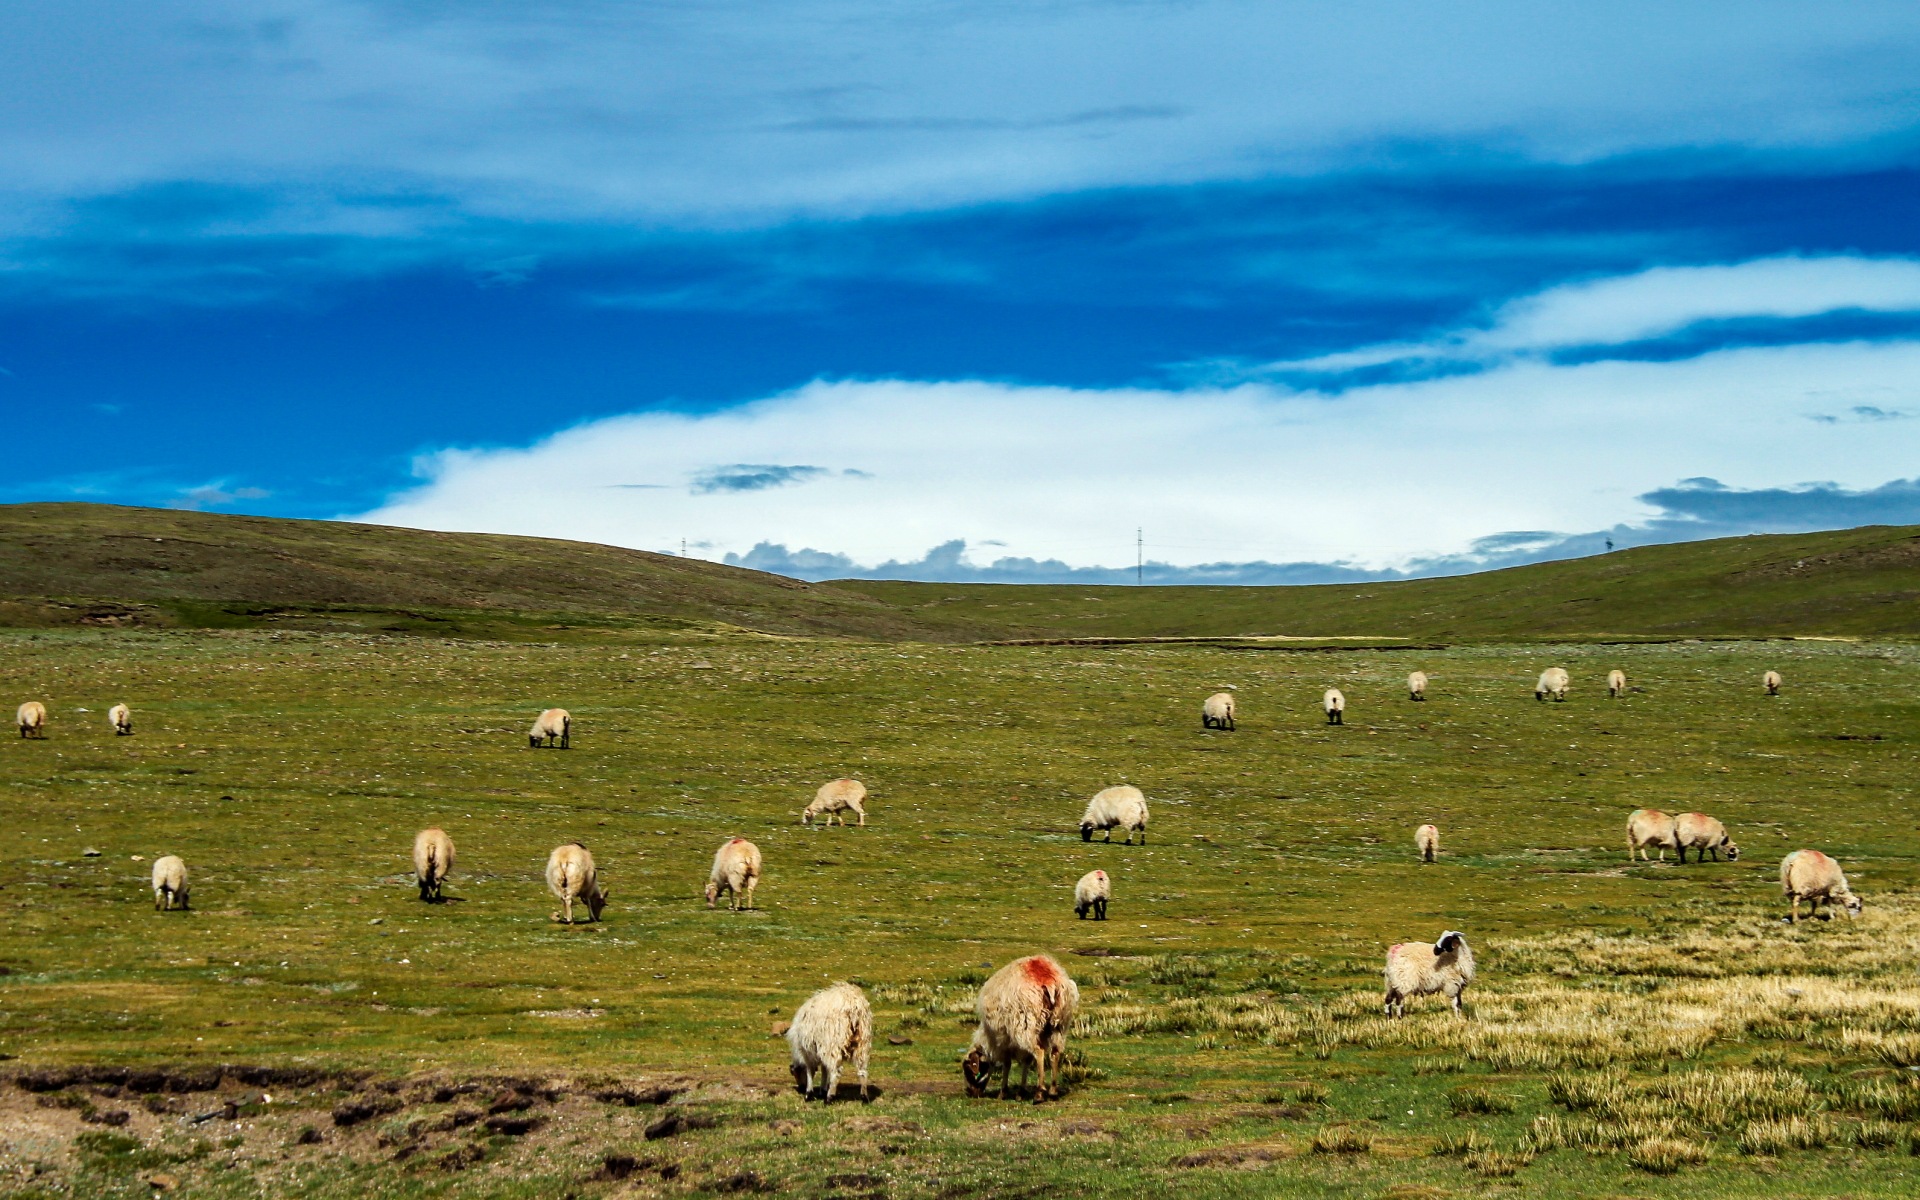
[746,878,757,910]
[563,895,574,924]
[1096,898,1107,920]
[823,1062,840,1103]
[1790,896,1800,923]
[857,811,865,827]
[1032,1047,1048,1104]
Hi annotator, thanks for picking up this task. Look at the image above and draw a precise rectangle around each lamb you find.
[545,842,608,924]
[786,982,872,1103]
[962,955,1080,1104]
[16,701,46,739]
[705,837,762,910]
[108,703,133,736]
[1079,785,1148,844]
[1324,688,1346,725]
[1383,930,1474,1017]
[802,778,867,827]
[1535,667,1570,702]
[1674,812,1738,864]
[1073,869,1110,920]
[1415,823,1439,863]
[1201,691,1236,730]
[413,827,455,902]
[1764,669,1782,696]
[1781,849,1862,922]
[1626,808,1679,862]
[528,707,571,749]
[151,855,189,911]
[1408,671,1428,701]
[1607,669,1626,699]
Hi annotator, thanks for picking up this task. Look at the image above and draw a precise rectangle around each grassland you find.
[3,625,1920,1197]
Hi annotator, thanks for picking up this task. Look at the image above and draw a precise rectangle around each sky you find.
[7,2,1920,583]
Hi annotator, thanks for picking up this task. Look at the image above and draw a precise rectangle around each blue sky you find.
[7,2,1920,582]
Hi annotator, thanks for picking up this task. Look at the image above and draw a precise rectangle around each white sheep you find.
[1764,669,1782,696]
[1073,869,1110,920]
[1383,930,1474,1017]
[962,954,1080,1104]
[1202,692,1236,730]
[108,703,133,736]
[1535,667,1570,702]
[151,855,189,911]
[1607,669,1626,699]
[16,701,46,739]
[802,778,867,827]
[706,837,762,910]
[1408,671,1428,701]
[1781,849,1862,922]
[786,982,872,1103]
[546,842,608,924]
[414,827,455,902]
[1079,785,1148,844]
[1415,823,1439,863]
[1626,808,1679,862]
[528,707,571,749]
[1674,812,1738,864]
[1324,688,1346,725]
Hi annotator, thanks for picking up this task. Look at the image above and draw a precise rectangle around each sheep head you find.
[1723,841,1740,861]
[961,1046,993,1097]
[1433,931,1466,957]
[1842,892,1864,918]
[1079,823,1094,842]
[704,880,719,908]
[790,1063,809,1096]
[586,885,609,922]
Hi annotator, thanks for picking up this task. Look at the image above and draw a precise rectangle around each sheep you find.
[16,701,46,739]
[802,778,867,827]
[414,827,455,902]
[786,982,872,1103]
[1607,669,1626,699]
[1535,667,1570,702]
[705,837,762,910]
[1324,688,1346,725]
[108,703,133,736]
[528,707,571,749]
[1074,869,1110,920]
[962,954,1080,1104]
[1201,691,1236,730]
[1079,785,1148,844]
[1626,808,1679,862]
[1383,930,1474,1017]
[1408,671,1428,701]
[546,842,608,924]
[1674,812,1738,864]
[1781,849,1862,922]
[151,855,189,911]
[1764,669,1782,696]
[1415,823,1439,863]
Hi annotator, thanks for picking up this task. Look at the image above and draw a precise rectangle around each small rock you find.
[770,1021,791,1037]
[369,918,383,926]
[83,848,101,857]
[144,1173,179,1191]
[888,1035,912,1045]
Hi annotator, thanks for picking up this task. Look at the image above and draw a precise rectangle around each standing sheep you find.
[1781,849,1862,922]
[786,982,872,1103]
[16,701,46,739]
[1202,692,1236,731]
[1408,671,1428,701]
[1383,930,1474,1017]
[802,778,867,827]
[1415,824,1439,863]
[1626,808,1679,862]
[151,855,189,911]
[108,703,133,736]
[1607,670,1626,699]
[1674,813,1738,864]
[1535,667,1570,702]
[546,843,608,924]
[528,708,571,749]
[1324,688,1346,725]
[1073,869,1110,920]
[1079,785,1148,844]
[706,837,762,910]
[962,955,1080,1104]
[1764,670,1783,696]
[413,827,455,902]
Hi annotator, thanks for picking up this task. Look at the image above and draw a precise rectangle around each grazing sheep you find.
[1535,667,1570,702]
[1202,691,1236,730]
[1415,823,1439,863]
[528,707,571,749]
[108,703,133,736]
[1764,669,1783,696]
[546,843,608,924]
[802,778,867,827]
[962,955,1080,1104]
[1607,669,1626,699]
[1626,808,1679,862]
[1408,671,1428,701]
[1674,812,1739,864]
[705,837,762,910]
[786,982,872,1103]
[1324,688,1346,725]
[16,701,46,739]
[1079,785,1148,844]
[413,827,455,902]
[1383,930,1474,1017]
[1073,869,1111,920]
[151,855,189,911]
[1781,849,1862,922]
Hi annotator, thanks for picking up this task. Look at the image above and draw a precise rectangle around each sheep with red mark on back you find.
[963,955,1080,1104]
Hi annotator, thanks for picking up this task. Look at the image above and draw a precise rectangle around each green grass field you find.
[3,626,1919,1197]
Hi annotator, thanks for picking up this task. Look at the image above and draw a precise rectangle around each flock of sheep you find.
[11,659,1860,1105]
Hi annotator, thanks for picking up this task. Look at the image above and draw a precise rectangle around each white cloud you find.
[356,338,1920,571]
